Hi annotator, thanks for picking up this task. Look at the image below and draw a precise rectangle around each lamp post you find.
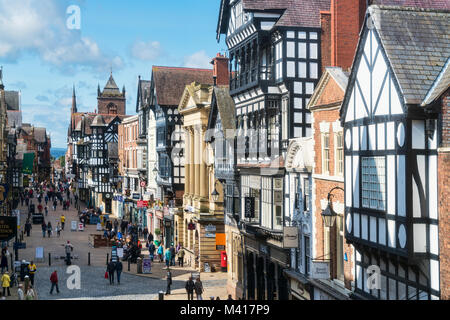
[211,181,220,202]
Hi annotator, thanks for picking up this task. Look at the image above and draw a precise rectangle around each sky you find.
[0,0,226,148]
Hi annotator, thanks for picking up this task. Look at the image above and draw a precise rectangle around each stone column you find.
[189,127,195,198]
[194,126,200,198]
[199,125,208,199]
[184,128,190,195]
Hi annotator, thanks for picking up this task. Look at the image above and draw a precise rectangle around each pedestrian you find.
[0,255,8,274]
[60,214,66,230]
[143,227,148,241]
[37,204,43,214]
[227,294,233,300]
[116,260,123,285]
[177,247,185,267]
[170,245,176,266]
[49,270,60,294]
[164,248,171,269]
[148,242,156,261]
[47,221,52,238]
[185,276,195,300]
[53,200,57,211]
[165,269,172,295]
[148,232,154,243]
[25,285,35,300]
[44,206,48,216]
[56,222,61,237]
[1,272,11,297]
[194,277,204,300]
[157,243,164,263]
[17,284,24,300]
[65,241,73,265]
[41,222,47,238]
[107,259,115,285]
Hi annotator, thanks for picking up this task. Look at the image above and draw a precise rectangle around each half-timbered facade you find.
[217,0,330,300]
[341,5,449,300]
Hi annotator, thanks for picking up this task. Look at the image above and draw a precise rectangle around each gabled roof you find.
[214,86,236,134]
[152,66,214,106]
[422,57,450,106]
[308,67,349,110]
[136,78,151,112]
[34,127,47,143]
[91,114,107,127]
[7,110,22,128]
[372,0,450,10]
[217,0,330,39]
[5,91,19,111]
[368,5,450,105]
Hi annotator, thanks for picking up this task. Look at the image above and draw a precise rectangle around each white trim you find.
[312,174,345,183]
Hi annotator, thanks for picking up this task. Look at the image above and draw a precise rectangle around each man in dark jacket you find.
[169,245,176,266]
[185,277,195,300]
[25,220,32,237]
[107,260,116,285]
[49,270,60,294]
[165,269,172,295]
[116,261,123,285]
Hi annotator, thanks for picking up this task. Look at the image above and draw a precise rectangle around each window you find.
[275,42,283,81]
[362,157,386,211]
[335,132,344,176]
[282,97,289,141]
[303,178,310,212]
[261,177,272,229]
[304,235,311,275]
[322,133,330,174]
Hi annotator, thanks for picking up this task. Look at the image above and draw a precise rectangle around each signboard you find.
[0,216,17,241]
[35,247,44,260]
[71,221,77,231]
[142,258,152,274]
[137,201,148,208]
[111,246,118,262]
[205,233,216,238]
[140,181,146,188]
[216,245,225,251]
[78,223,84,231]
[311,261,330,280]
[244,197,255,218]
[96,223,102,231]
[13,242,26,250]
[117,248,124,258]
[215,233,226,247]
[22,153,35,175]
[132,193,140,200]
[283,227,299,248]
[205,224,216,232]
[204,262,211,273]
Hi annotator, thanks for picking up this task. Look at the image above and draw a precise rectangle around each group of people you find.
[105,259,124,285]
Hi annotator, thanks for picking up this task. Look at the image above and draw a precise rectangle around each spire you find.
[0,66,4,90]
[71,84,77,114]
[98,83,101,97]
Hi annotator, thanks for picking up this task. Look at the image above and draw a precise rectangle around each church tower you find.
[97,72,126,115]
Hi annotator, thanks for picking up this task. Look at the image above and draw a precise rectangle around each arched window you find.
[107,103,118,114]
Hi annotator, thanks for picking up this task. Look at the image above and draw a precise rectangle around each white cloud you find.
[183,50,212,69]
[0,0,123,74]
[131,41,162,61]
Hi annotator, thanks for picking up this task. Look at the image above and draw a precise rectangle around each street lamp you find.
[320,186,344,228]
[211,181,220,202]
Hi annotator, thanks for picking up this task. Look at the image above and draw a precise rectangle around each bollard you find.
[128,259,130,272]
[88,252,91,266]
[159,291,164,301]
[106,253,109,265]
[49,253,51,266]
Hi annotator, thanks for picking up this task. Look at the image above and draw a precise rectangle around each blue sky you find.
[0,0,226,148]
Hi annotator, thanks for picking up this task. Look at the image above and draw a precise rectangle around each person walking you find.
[194,277,204,300]
[49,270,60,294]
[143,227,148,242]
[165,269,172,295]
[0,255,8,274]
[47,221,52,238]
[44,206,48,217]
[28,261,37,286]
[17,284,24,300]
[25,285,35,300]
[53,199,57,211]
[24,220,32,237]
[107,259,115,285]
[1,272,11,297]
[60,214,66,230]
[56,222,61,237]
[177,247,185,267]
[116,260,123,285]
[185,277,195,300]
[148,232,154,243]
[157,243,164,263]
[41,222,47,238]
[164,247,171,269]
[148,242,156,261]
[65,241,73,265]
[170,245,176,266]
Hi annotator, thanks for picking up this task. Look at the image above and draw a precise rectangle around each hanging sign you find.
[142,258,152,274]
[205,224,216,232]
[0,216,17,241]
[283,227,299,248]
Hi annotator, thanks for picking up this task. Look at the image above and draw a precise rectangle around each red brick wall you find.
[331,0,367,71]
[212,53,229,86]
[439,89,450,299]
[97,97,126,115]
[321,11,332,73]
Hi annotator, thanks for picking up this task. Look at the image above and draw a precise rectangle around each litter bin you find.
[159,291,164,300]
[137,257,143,274]
[20,261,30,281]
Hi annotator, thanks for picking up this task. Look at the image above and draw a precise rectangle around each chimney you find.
[210,53,229,86]
[330,0,367,70]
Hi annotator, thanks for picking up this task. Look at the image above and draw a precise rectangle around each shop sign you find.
[283,227,299,248]
[311,261,330,280]
[137,201,148,208]
[132,193,140,200]
[205,224,216,232]
[205,233,216,238]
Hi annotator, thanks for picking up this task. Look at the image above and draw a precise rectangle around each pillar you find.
[189,127,195,198]
[184,128,190,195]
[199,125,208,199]
[194,125,200,197]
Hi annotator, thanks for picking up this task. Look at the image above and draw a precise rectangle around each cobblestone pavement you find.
[5,196,228,300]
[34,266,182,300]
